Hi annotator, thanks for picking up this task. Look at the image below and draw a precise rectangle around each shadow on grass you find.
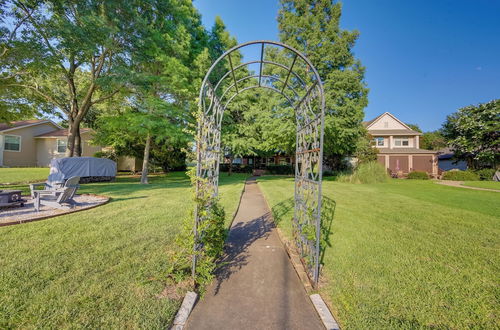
[110,196,148,202]
[320,196,336,266]
[213,211,274,295]
[269,195,336,270]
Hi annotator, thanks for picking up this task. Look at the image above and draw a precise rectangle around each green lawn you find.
[0,167,49,185]
[0,172,247,329]
[258,177,500,329]
[462,180,500,190]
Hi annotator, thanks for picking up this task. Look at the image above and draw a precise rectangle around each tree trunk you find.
[140,134,151,184]
[74,126,82,157]
[66,118,75,157]
[65,115,84,157]
[228,156,233,176]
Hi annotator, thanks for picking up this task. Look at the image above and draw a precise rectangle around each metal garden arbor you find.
[194,40,325,285]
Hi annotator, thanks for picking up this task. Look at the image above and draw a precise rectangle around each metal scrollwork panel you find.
[294,83,323,284]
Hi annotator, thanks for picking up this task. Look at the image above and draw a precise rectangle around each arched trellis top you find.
[198,40,325,115]
[194,40,326,286]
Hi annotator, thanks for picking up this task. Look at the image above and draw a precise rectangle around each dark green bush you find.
[219,164,254,173]
[265,164,294,175]
[474,168,496,181]
[442,170,480,181]
[407,171,429,180]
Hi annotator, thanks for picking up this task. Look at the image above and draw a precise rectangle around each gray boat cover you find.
[48,157,117,183]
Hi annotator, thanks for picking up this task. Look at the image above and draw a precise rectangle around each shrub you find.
[94,150,118,162]
[474,168,496,181]
[338,161,389,184]
[219,164,253,173]
[323,170,335,177]
[407,171,429,180]
[265,164,294,175]
[442,170,480,181]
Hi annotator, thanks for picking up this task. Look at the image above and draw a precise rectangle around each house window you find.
[56,139,67,153]
[4,135,21,151]
[394,137,409,147]
[372,137,385,147]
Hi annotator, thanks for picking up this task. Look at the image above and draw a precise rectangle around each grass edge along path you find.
[0,172,247,329]
[257,176,500,329]
[461,180,500,191]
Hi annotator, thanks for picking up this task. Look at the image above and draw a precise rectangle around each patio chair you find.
[29,180,65,198]
[33,176,80,212]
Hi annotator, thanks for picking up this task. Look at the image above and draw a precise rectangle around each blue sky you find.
[193,0,500,131]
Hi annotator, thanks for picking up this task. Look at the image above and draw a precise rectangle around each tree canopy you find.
[278,0,369,168]
[442,99,499,167]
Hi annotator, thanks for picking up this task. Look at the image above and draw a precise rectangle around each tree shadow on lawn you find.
[83,172,244,197]
[213,212,274,295]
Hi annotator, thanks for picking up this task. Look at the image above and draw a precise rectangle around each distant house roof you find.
[35,128,92,138]
[363,112,421,135]
[436,147,455,160]
[377,148,437,154]
[362,113,385,128]
[370,129,421,136]
[0,119,60,132]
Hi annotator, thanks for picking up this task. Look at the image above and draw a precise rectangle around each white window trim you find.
[393,136,410,148]
[4,134,22,152]
[56,138,67,154]
[372,137,385,147]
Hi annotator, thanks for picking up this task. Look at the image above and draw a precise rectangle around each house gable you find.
[0,121,61,167]
[366,112,412,131]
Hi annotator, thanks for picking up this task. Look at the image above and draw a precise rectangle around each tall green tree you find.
[420,130,447,150]
[94,0,206,183]
[278,0,369,168]
[405,123,422,133]
[442,99,499,168]
[1,0,141,156]
[204,16,259,174]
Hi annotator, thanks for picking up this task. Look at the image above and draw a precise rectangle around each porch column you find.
[0,134,4,167]
[384,155,389,169]
[409,155,413,172]
[433,155,438,177]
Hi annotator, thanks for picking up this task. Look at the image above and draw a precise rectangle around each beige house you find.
[364,112,438,176]
[0,120,101,167]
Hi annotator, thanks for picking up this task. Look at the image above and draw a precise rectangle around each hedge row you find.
[219,164,294,175]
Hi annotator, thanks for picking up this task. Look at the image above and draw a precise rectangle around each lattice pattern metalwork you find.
[194,40,325,286]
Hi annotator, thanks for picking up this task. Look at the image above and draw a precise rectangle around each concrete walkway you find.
[186,178,323,330]
[436,180,500,192]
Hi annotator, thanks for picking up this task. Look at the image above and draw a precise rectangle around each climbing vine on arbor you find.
[167,168,227,290]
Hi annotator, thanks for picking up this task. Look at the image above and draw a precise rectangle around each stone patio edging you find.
[0,194,110,227]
